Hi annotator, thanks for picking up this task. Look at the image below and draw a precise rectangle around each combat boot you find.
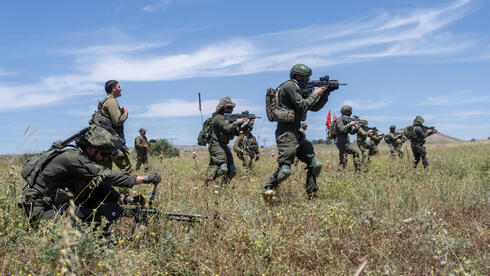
[262,189,278,204]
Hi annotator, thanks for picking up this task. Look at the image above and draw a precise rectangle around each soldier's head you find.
[215,97,236,114]
[290,64,312,83]
[105,80,122,97]
[372,127,378,134]
[77,126,117,164]
[390,125,396,132]
[413,115,424,126]
[301,123,308,130]
[139,128,146,136]
[340,105,352,116]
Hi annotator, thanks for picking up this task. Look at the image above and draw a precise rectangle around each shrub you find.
[148,139,180,157]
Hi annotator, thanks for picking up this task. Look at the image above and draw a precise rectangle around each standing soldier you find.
[206,97,246,185]
[135,128,150,171]
[367,127,384,160]
[334,105,361,172]
[409,115,436,168]
[233,119,260,168]
[356,122,372,164]
[91,80,132,172]
[263,64,338,201]
[384,125,405,157]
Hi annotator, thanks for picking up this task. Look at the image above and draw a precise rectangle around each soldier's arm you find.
[135,137,145,149]
[105,99,128,127]
[282,83,320,113]
[335,119,351,133]
[214,115,240,135]
[415,126,431,139]
[65,153,137,188]
[309,90,330,111]
[357,127,368,136]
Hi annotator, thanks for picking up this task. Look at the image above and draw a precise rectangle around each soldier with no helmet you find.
[93,80,132,172]
[334,105,362,172]
[263,64,339,201]
[206,97,246,185]
[233,120,260,168]
[135,128,150,171]
[19,126,162,229]
[410,115,436,169]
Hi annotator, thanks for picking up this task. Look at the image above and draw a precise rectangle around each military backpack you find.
[265,85,295,123]
[404,125,417,140]
[197,117,214,146]
[327,118,340,139]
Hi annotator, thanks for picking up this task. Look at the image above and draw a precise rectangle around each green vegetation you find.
[0,141,488,274]
[148,138,180,158]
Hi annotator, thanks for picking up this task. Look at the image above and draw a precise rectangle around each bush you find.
[148,139,180,157]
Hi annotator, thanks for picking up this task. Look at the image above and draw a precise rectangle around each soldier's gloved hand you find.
[327,82,339,91]
[123,194,146,206]
[143,173,162,184]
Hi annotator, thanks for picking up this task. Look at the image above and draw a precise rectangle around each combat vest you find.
[89,96,125,139]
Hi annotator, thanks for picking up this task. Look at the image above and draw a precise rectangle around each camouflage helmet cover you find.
[290,64,312,79]
[215,96,236,113]
[139,128,146,133]
[78,125,117,153]
[413,115,425,126]
[390,125,396,130]
[340,105,352,115]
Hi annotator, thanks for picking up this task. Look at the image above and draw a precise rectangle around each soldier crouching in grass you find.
[263,64,339,202]
[205,97,246,186]
[18,126,162,231]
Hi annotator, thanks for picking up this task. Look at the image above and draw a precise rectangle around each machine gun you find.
[304,75,347,97]
[50,126,91,149]
[123,184,217,224]
[224,111,261,122]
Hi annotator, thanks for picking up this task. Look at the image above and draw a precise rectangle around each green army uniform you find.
[233,130,259,168]
[356,127,370,163]
[410,116,434,168]
[367,133,383,159]
[335,106,361,172]
[19,126,138,228]
[206,97,241,185]
[264,65,335,199]
[99,94,132,172]
[134,131,149,171]
[384,125,404,157]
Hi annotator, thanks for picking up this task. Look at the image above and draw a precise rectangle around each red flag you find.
[326,110,331,127]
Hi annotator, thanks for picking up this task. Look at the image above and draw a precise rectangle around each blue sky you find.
[1,0,489,154]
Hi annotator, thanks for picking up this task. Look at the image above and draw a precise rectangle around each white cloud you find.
[0,0,484,112]
[0,67,16,76]
[417,90,490,106]
[135,98,261,118]
[141,0,176,12]
[342,97,394,111]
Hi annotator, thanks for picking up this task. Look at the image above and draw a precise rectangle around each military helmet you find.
[413,115,425,126]
[215,97,236,113]
[390,125,396,130]
[290,64,312,79]
[78,125,117,153]
[340,105,352,115]
[139,128,146,133]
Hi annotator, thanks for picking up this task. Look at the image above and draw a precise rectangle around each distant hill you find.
[396,129,461,144]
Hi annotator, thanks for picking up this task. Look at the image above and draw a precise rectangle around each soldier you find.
[135,128,150,171]
[334,105,361,172]
[233,119,260,168]
[384,125,405,157]
[367,127,384,160]
[206,97,246,185]
[356,122,372,164]
[263,64,338,201]
[93,80,132,172]
[18,126,162,229]
[410,115,436,168]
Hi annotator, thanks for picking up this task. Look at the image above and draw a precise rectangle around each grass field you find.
[0,141,488,275]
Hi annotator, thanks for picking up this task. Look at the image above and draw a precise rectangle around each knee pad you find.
[216,163,229,176]
[277,164,292,183]
[228,164,237,178]
[310,157,322,177]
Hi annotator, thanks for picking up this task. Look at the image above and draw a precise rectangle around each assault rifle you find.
[148,139,157,144]
[422,125,438,134]
[224,111,261,122]
[304,75,347,97]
